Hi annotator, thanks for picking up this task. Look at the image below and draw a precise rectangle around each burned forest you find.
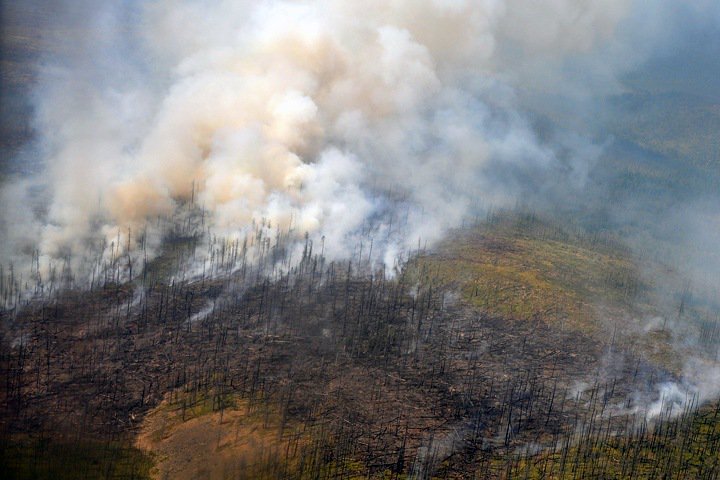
[3,212,720,479]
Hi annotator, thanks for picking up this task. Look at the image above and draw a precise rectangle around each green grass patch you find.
[410,213,646,334]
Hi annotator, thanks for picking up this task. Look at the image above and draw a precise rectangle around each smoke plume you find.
[2,0,647,277]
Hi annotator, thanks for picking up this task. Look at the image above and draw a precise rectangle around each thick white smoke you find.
[6,0,700,282]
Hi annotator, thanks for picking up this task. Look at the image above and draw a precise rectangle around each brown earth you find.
[137,395,304,480]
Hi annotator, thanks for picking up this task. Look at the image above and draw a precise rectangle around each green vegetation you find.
[494,402,720,479]
[411,212,703,375]
[413,213,645,334]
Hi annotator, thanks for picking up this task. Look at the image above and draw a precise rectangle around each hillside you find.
[2,213,715,479]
